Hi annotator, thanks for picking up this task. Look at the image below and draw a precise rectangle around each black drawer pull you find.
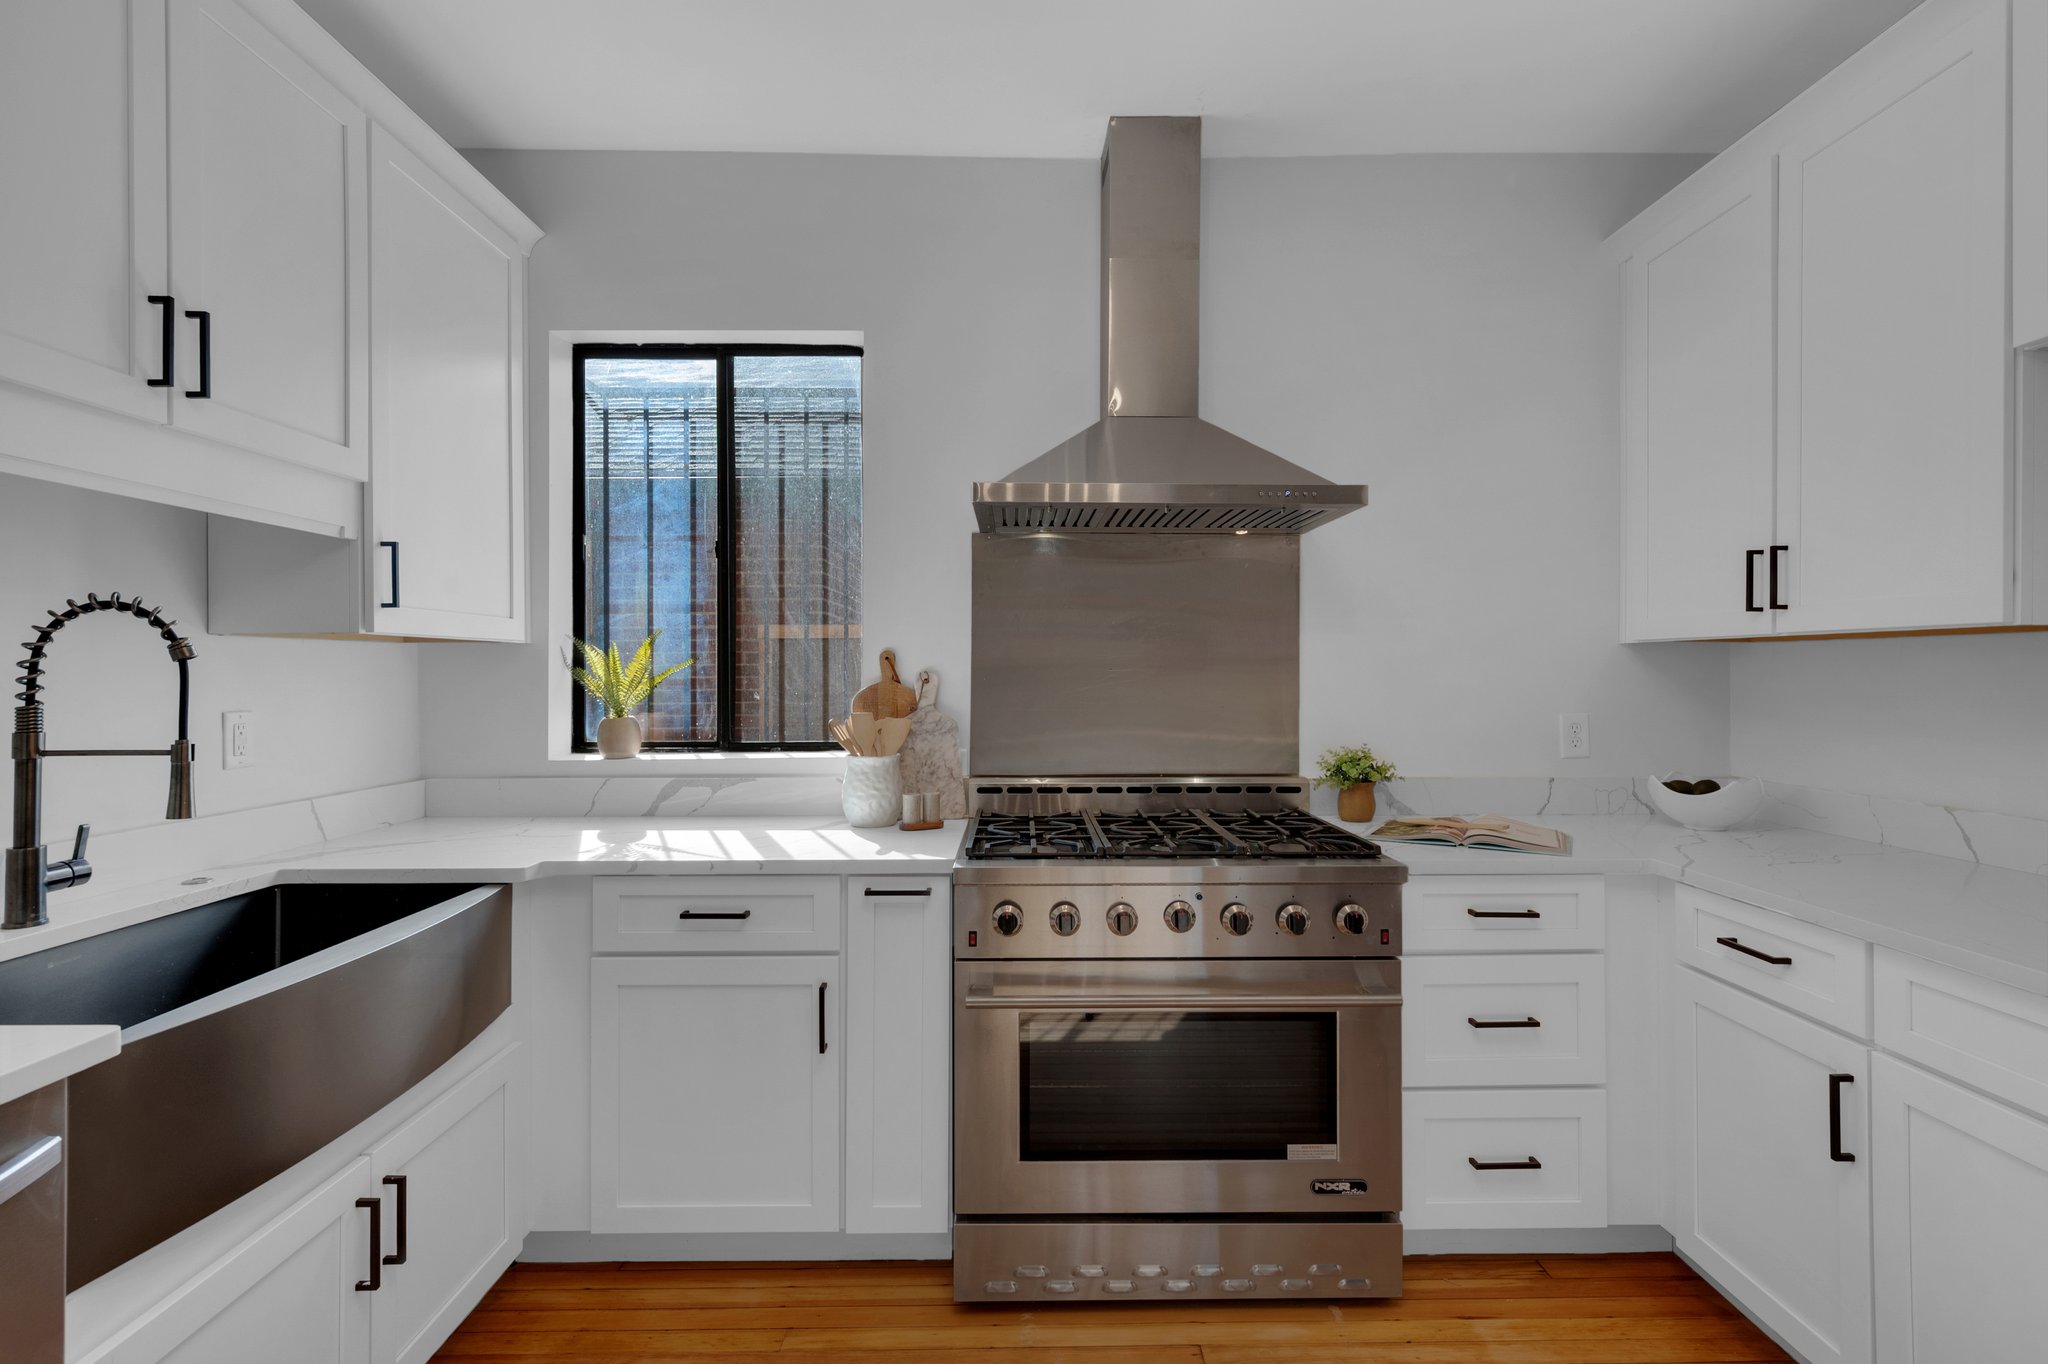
[354,1197,382,1291]
[864,886,933,897]
[1745,548,1765,612]
[678,909,752,920]
[1716,935,1792,966]
[818,981,828,1055]
[1829,1073,1856,1163]
[1468,1016,1542,1029]
[1769,544,1789,610]
[381,1174,408,1265]
[1467,907,1541,920]
[379,541,400,609]
[182,309,211,398]
[1468,1156,1542,1171]
[147,295,175,387]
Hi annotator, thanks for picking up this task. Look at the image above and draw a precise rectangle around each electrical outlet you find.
[1558,713,1589,759]
[222,711,254,769]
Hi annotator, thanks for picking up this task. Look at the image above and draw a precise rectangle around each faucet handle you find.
[70,824,90,862]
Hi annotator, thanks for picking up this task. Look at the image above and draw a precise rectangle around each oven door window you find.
[1018,1011,1338,1161]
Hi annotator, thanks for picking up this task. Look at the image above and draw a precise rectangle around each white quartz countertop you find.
[1354,814,2048,996]
[3,809,2044,997]
[0,1025,120,1107]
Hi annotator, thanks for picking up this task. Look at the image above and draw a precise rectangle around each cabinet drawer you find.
[1405,876,1606,953]
[1875,948,2048,1120]
[1404,954,1606,1088]
[1675,886,1869,1035]
[593,876,841,953]
[1402,1088,1608,1229]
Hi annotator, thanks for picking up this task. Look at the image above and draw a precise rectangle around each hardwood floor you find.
[433,1254,1791,1362]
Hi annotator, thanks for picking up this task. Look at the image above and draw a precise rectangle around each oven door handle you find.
[962,989,1400,1011]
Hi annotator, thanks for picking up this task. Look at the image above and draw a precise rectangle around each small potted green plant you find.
[1314,743,1399,823]
[567,631,692,758]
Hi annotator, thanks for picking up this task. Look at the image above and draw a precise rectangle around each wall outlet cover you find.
[222,711,254,769]
[1558,712,1589,759]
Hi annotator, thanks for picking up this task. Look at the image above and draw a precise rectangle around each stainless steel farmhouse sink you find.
[0,882,510,1288]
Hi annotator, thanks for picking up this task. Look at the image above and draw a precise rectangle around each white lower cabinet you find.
[844,878,952,1234]
[84,1159,375,1364]
[1404,1088,1608,1230]
[1673,967,1872,1364]
[1870,1055,2048,1364]
[590,954,842,1233]
[366,1046,523,1364]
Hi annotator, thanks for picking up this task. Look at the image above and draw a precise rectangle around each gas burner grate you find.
[1092,813,1234,859]
[964,814,1100,861]
[1206,811,1383,860]
[962,808,1382,863]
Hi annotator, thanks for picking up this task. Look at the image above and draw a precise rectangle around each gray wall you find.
[0,475,422,839]
[427,147,1717,781]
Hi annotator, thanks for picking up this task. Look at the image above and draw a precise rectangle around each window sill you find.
[546,750,851,776]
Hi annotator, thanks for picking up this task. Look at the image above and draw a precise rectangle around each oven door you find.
[954,957,1400,1217]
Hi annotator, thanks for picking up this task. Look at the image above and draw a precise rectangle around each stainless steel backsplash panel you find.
[970,533,1298,776]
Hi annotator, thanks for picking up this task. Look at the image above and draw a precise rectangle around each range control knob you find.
[1164,899,1198,933]
[1219,902,1254,936]
[1049,901,1082,937]
[1106,902,1139,936]
[1335,902,1369,935]
[991,901,1023,937]
[1277,902,1311,936]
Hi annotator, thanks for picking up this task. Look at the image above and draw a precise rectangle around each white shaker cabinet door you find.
[1871,1056,2048,1364]
[1672,968,1872,1364]
[1621,160,1778,641]
[85,1159,374,1364]
[591,955,842,1233]
[365,124,527,641]
[0,0,170,423]
[1774,0,2010,634]
[844,878,952,1234]
[164,0,368,479]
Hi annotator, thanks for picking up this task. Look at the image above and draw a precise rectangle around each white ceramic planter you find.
[842,755,903,828]
[596,715,643,759]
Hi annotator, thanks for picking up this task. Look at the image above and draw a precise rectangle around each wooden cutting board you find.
[898,669,967,819]
[850,647,918,721]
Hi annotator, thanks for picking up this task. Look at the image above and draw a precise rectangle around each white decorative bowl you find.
[1647,775,1764,831]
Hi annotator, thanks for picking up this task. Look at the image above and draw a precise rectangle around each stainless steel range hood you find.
[973,116,1366,535]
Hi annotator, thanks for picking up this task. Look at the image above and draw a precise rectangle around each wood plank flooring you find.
[433,1254,1790,1363]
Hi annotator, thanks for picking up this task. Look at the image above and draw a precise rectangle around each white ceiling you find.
[298,0,1923,157]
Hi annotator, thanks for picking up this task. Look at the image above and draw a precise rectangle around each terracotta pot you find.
[1337,783,1376,823]
[596,715,643,758]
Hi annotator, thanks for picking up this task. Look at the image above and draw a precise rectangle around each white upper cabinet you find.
[1622,161,1778,640]
[0,0,170,424]
[164,0,368,479]
[364,125,528,641]
[2014,0,2048,346]
[1776,1,2010,634]
[1614,0,2034,640]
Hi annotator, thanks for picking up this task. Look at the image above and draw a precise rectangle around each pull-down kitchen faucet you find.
[5,593,197,930]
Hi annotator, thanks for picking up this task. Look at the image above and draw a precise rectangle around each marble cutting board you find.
[898,669,966,820]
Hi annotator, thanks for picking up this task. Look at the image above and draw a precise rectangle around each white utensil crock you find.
[842,755,903,828]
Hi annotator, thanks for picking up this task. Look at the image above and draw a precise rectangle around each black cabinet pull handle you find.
[379,541,400,609]
[1829,1073,1856,1162]
[354,1197,382,1291]
[1745,548,1765,612]
[147,295,175,387]
[1716,935,1792,966]
[381,1174,408,1266]
[818,981,828,1055]
[1466,907,1540,919]
[182,309,210,398]
[1468,1156,1542,1171]
[1769,544,1789,610]
[864,886,933,897]
[677,909,752,920]
[1468,1016,1542,1029]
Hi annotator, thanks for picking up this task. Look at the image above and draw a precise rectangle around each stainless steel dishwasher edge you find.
[63,883,512,1289]
[0,1081,67,1364]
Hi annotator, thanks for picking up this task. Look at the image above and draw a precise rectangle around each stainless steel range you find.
[954,114,1399,1303]
[950,777,1408,1303]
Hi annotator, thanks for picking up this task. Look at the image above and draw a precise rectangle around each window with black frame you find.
[573,343,862,750]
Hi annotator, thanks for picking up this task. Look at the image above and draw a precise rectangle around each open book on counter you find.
[1370,815,1572,856]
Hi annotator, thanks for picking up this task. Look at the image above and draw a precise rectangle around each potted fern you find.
[568,631,692,758]
[1314,743,1399,823]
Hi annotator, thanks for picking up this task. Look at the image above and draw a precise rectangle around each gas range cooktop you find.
[962,808,1383,863]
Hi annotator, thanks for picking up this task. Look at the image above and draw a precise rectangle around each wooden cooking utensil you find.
[831,719,860,755]
[850,648,918,721]
[876,716,912,756]
[848,711,880,757]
